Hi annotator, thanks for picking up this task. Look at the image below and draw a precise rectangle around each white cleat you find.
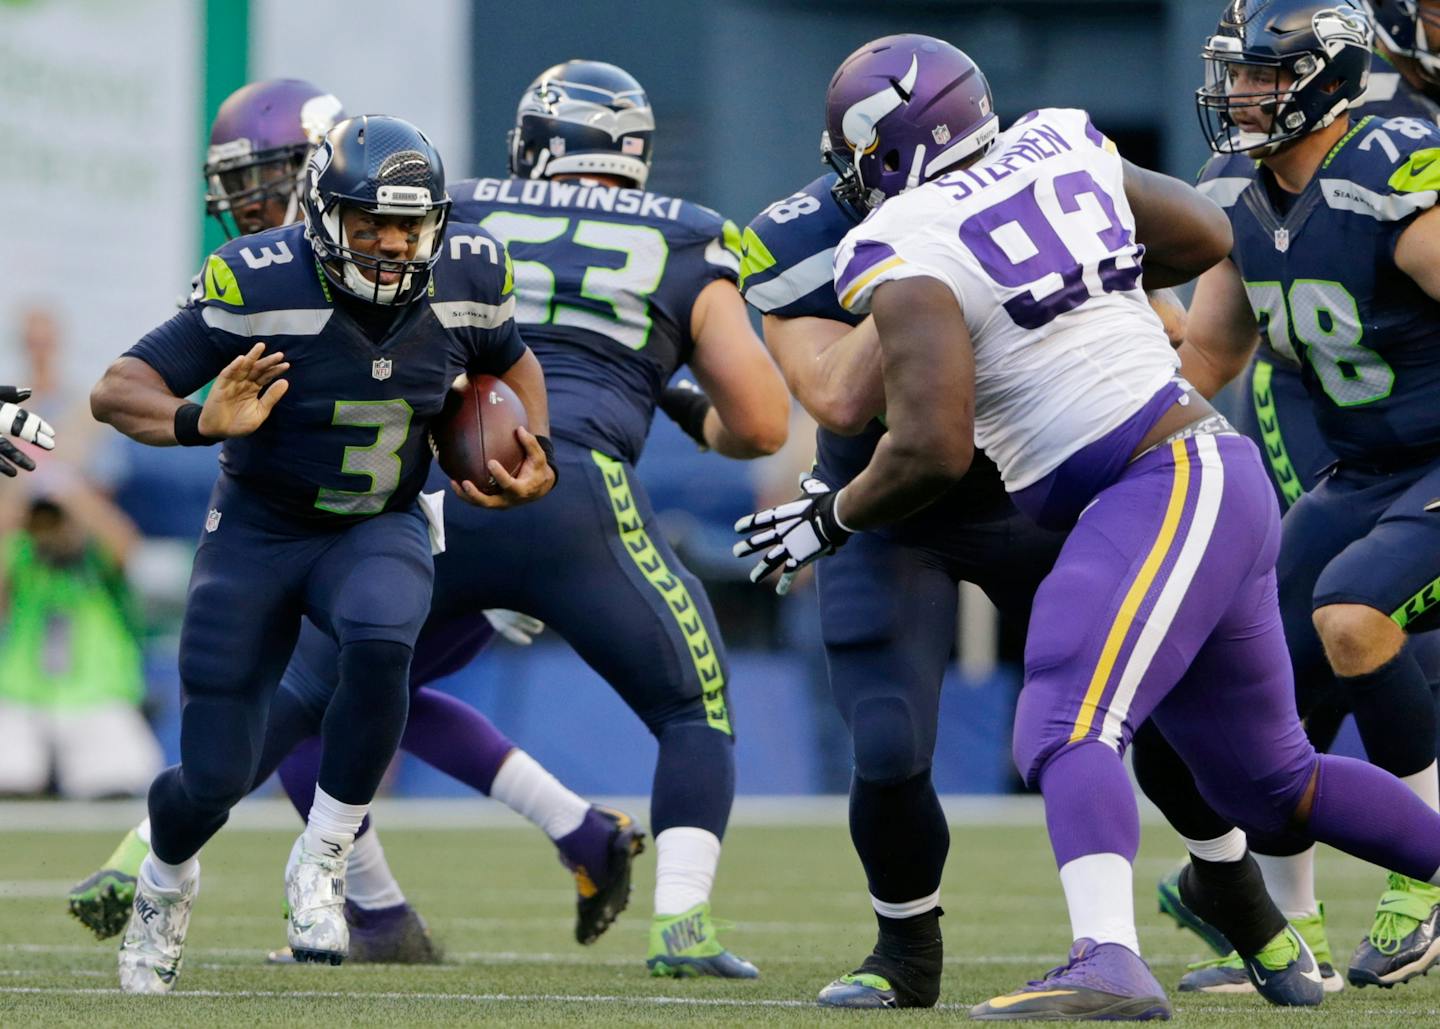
[118,861,199,995]
[285,835,348,965]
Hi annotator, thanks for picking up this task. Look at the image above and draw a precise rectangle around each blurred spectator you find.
[0,468,162,797]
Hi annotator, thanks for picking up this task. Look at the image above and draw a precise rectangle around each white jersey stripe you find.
[429,297,517,330]
[743,248,835,313]
[201,307,332,337]
[1098,433,1226,750]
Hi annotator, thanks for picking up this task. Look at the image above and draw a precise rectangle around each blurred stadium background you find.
[0,0,1362,802]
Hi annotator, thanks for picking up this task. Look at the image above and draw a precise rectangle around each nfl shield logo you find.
[1274,228,1290,253]
[932,123,951,145]
[372,358,393,381]
[205,508,222,533]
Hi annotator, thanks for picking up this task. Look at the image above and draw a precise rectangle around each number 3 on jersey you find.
[479,213,668,350]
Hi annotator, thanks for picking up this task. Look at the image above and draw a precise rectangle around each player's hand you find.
[197,342,290,439]
[483,609,546,645]
[1146,288,1187,348]
[734,474,851,591]
[0,388,55,476]
[659,379,712,450]
[451,426,557,508]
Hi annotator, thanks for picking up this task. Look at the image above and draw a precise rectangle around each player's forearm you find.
[1177,339,1246,400]
[764,315,883,435]
[836,430,969,531]
[1124,161,1233,286]
[497,347,550,438]
[701,407,784,458]
[90,357,189,446]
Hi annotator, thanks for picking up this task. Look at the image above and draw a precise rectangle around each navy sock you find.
[1345,642,1434,778]
[650,722,734,838]
[850,768,949,907]
[317,640,412,805]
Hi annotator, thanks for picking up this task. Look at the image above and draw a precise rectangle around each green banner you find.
[199,0,249,262]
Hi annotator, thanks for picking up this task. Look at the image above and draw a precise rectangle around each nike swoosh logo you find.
[1413,159,1436,176]
[208,268,230,298]
[292,920,315,932]
[985,990,1078,1010]
[1300,964,1323,984]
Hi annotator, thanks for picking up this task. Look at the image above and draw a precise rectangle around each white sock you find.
[1181,827,1248,864]
[345,829,407,909]
[654,826,720,917]
[1402,761,1440,813]
[135,818,152,847]
[488,749,589,841]
[871,888,940,920]
[1059,853,1140,955]
[1254,847,1319,920]
[303,785,368,862]
[141,851,198,893]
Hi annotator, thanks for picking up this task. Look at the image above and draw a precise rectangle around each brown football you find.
[430,374,529,495]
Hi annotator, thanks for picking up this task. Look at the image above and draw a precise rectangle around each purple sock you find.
[1039,741,1141,868]
[1305,755,1440,881]
[400,687,516,794]
[555,807,616,874]
[277,737,371,838]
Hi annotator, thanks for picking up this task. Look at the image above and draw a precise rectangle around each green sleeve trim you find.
[202,253,245,306]
[737,226,777,294]
[1388,147,1440,193]
[590,451,732,735]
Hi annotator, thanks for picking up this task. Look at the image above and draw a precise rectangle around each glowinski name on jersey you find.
[463,177,690,221]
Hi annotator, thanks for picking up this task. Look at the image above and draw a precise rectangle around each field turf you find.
[3,802,1439,1025]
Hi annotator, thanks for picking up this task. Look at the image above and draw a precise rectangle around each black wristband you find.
[174,403,219,447]
[534,433,558,486]
[659,386,712,447]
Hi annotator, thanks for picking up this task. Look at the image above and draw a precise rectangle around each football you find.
[430,374,529,495]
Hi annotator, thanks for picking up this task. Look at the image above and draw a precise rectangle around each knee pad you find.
[852,696,927,785]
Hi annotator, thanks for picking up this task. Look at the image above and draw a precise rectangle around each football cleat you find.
[971,938,1171,1021]
[117,860,198,995]
[818,971,899,1008]
[1179,905,1343,996]
[646,902,759,979]
[818,908,943,1009]
[573,805,646,945]
[69,829,148,940]
[284,835,348,965]
[1348,873,1440,988]
[1156,864,1231,957]
[267,901,441,964]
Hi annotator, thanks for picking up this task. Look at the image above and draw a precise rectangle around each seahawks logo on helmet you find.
[508,60,656,188]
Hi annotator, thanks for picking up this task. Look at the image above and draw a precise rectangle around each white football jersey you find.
[833,108,1179,491]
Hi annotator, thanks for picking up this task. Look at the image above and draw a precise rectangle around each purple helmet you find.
[205,78,344,237]
[823,34,998,214]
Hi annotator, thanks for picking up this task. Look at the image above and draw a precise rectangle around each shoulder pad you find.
[198,224,313,312]
[741,175,853,297]
[1195,152,1258,209]
[1318,114,1440,221]
[433,223,511,303]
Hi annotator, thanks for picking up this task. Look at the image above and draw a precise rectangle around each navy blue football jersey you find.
[741,174,1011,516]
[126,221,525,526]
[448,177,741,463]
[1197,113,1440,462]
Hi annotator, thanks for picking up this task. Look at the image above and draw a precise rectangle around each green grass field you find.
[3,808,1440,1025]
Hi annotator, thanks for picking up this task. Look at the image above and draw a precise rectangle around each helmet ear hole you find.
[882,149,901,172]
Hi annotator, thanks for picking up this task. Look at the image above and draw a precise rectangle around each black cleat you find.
[574,806,646,945]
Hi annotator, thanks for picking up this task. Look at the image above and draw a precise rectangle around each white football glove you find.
[483,609,546,646]
[734,473,851,593]
[0,387,54,477]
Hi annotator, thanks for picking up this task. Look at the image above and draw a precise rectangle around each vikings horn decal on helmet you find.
[205,78,345,238]
[1197,0,1373,155]
[821,34,999,215]
[1369,0,1440,87]
[508,60,656,187]
[302,115,451,306]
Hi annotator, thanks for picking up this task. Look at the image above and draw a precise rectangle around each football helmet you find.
[1369,1,1440,87]
[1197,0,1372,155]
[508,60,655,188]
[822,34,998,214]
[205,79,344,238]
[302,115,451,306]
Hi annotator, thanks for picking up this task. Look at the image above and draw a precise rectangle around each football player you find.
[736,31,1440,1021]
[0,386,55,476]
[70,79,638,966]
[90,114,555,993]
[430,59,790,977]
[1147,0,1440,993]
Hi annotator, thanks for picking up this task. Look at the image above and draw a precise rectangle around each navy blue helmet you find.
[302,115,451,306]
[1369,1,1440,86]
[1197,0,1373,154]
[507,60,655,188]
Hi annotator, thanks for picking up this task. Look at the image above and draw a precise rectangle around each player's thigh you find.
[527,447,732,735]
[1233,356,1335,511]
[817,531,958,780]
[1151,578,1315,834]
[1015,434,1277,781]
[0,701,50,794]
[274,618,342,725]
[51,703,164,799]
[306,504,435,648]
[1316,459,1440,634]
